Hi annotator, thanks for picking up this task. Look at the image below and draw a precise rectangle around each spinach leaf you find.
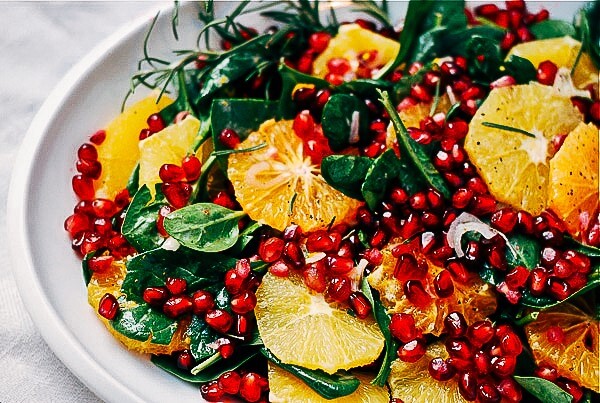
[126,164,140,196]
[187,314,219,360]
[361,278,397,387]
[505,233,541,269]
[321,155,372,199]
[321,94,369,151]
[260,347,360,399]
[122,185,167,252]
[81,252,95,286]
[230,221,262,255]
[337,79,393,99]
[123,248,237,302]
[151,348,259,383]
[514,376,573,403]
[503,55,537,83]
[530,20,576,39]
[565,236,600,257]
[479,263,504,286]
[111,300,178,345]
[577,2,600,68]
[467,37,536,84]
[378,90,451,199]
[361,150,402,210]
[278,63,330,118]
[163,203,246,253]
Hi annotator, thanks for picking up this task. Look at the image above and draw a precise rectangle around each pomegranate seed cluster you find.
[158,153,202,209]
[201,370,269,402]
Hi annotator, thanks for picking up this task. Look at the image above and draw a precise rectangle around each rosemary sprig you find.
[481,122,537,139]
[351,0,392,29]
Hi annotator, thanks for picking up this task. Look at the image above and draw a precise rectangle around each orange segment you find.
[525,303,599,392]
[464,83,582,215]
[95,94,173,199]
[548,122,599,236]
[227,119,361,232]
[254,272,384,374]
[368,241,496,336]
[87,260,188,355]
[388,342,465,402]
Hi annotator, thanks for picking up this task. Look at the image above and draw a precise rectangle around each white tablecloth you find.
[0,3,156,402]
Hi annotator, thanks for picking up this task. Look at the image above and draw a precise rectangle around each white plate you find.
[7,2,587,402]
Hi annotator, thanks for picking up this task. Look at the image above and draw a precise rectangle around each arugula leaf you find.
[321,155,372,199]
[378,90,451,199]
[361,150,403,210]
[123,248,237,302]
[530,20,576,39]
[514,376,573,403]
[260,347,360,399]
[111,300,178,345]
[321,94,369,151]
[122,185,167,252]
[163,203,246,253]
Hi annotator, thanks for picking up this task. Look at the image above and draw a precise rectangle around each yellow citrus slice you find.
[87,260,189,354]
[548,122,599,236]
[268,364,389,403]
[464,82,582,215]
[95,93,173,199]
[254,271,384,374]
[388,342,465,402]
[138,115,201,196]
[525,303,599,392]
[227,119,362,232]
[312,23,400,78]
[368,241,496,336]
[507,36,599,89]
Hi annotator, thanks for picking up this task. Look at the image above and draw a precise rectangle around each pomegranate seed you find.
[498,328,523,356]
[452,188,473,209]
[490,75,517,89]
[440,61,462,76]
[64,213,92,237]
[389,313,418,343]
[394,253,427,281]
[447,260,470,284]
[470,194,497,216]
[236,314,252,336]
[444,120,469,140]
[516,26,533,42]
[239,372,266,403]
[281,241,304,268]
[80,232,105,255]
[212,191,237,210]
[409,192,429,211]
[327,276,352,302]
[349,291,372,319]
[541,247,559,267]
[269,259,291,277]
[397,96,419,111]
[181,155,202,182]
[444,312,468,338]
[475,4,499,18]
[505,266,529,290]
[231,291,257,314]
[362,248,383,266]
[162,182,192,208]
[77,143,98,162]
[139,128,152,140]
[400,213,424,239]
[89,130,106,145]
[468,320,495,347]
[458,371,477,401]
[411,83,433,102]
[218,371,241,395]
[561,379,584,402]
[429,358,456,381]
[487,245,508,271]
[76,159,101,179]
[548,278,570,300]
[91,199,116,218]
[478,381,501,403]
[327,256,354,275]
[205,309,233,333]
[447,357,472,372]
[528,267,549,296]
[590,101,600,124]
[259,237,285,263]
[491,208,517,233]
[308,31,331,53]
[434,270,454,298]
[165,277,187,295]
[314,89,331,110]
[163,296,193,318]
[293,86,316,106]
[200,381,225,402]
[159,164,186,183]
[224,270,245,295]
[563,250,591,274]
[404,280,432,308]
[534,364,559,382]
[176,349,194,370]
[554,258,577,279]
[327,57,351,75]
[546,325,566,344]
[497,378,522,402]
[142,286,170,306]
[464,241,481,263]
[303,261,327,293]
[88,255,114,273]
[219,128,241,149]
[147,113,165,133]
[293,110,316,140]
[98,293,119,320]
[398,338,427,363]
[474,349,492,375]
[72,174,95,200]
[492,355,517,377]
[219,341,234,359]
[446,338,474,361]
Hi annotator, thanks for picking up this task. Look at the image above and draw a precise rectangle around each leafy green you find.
[81,252,95,286]
[321,155,372,199]
[278,63,330,118]
[163,203,246,252]
[122,185,167,252]
[577,1,600,68]
[530,20,576,39]
[260,347,360,399]
[503,55,537,83]
[111,300,178,345]
[187,314,220,360]
[126,164,140,196]
[230,221,262,255]
[505,233,541,269]
[321,94,369,151]
[467,36,536,84]
[514,376,573,403]
[361,150,402,210]
[565,236,600,257]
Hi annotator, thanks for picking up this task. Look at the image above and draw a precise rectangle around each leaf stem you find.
[481,122,537,139]
[429,80,441,117]
[190,352,221,375]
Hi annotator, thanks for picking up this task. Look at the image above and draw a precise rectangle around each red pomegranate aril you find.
[464,241,481,263]
[430,245,454,265]
[541,247,559,267]
[444,120,469,140]
[404,280,432,307]
[400,213,424,239]
[236,314,252,336]
[470,195,497,216]
[409,192,429,211]
[327,256,353,275]
[72,174,95,200]
[64,213,92,237]
[139,128,152,140]
[461,86,484,101]
[259,237,285,263]
[474,350,492,375]
[327,276,352,302]
[200,381,225,402]
[444,311,468,338]
[398,338,427,363]
[429,358,456,381]
[303,262,327,293]
[269,259,291,277]
[478,382,501,403]
[181,155,202,181]
[293,110,315,140]
[487,245,508,271]
[537,60,558,85]
[517,26,533,42]
[553,258,576,279]
[534,364,559,381]
[516,210,534,234]
[362,248,382,266]
[162,182,192,208]
[314,89,331,110]
[458,371,477,401]
[142,286,170,307]
[219,128,241,149]
[425,188,444,211]
[546,325,566,344]
[452,188,473,209]
[212,190,237,210]
[239,372,266,403]
[447,357,472,372]
[490,75,517,89]
[94,218,112,235]
[394,253,427,281]
[80,232,105,255]
[78,143,98,161]
[389,313,417,343]
[411,83,433,103]
[397,96,418,111]
[440,61,461,77]
[468,320,496,347]
[528,267,549,296]
[98,293,119,320]
[548,278,570,300]
[218,371,241,395]
[447,260,470,284]
[281,241,304,268]
[224,270,245,295]
[88,255,114,273]
[505,266,529,290]
[90,129,106,145]
[166,277,187,295]
[491,208,517,233]
[327,57,351,75]
[369,229,388,248]
[446,338,474,361]
[349,291,372,319]
[492,355,517,377]
[176,350,194,370]
[306,231,335,252]
[308,31,331,53]
[205,309,234,333]
[497,378,522,402]
[296,52,314,74]
[159,164,186,183]
[325,72,345,86]
[76,159,101,179]
[434,270,454,298]
[92,198,116,218]
[475,3,499,18]
[563,250,591,273]
[163,296,193,318]
[499,328,523,356]
[590,101,600,124]
[408,127,432,144]
[147,113,165,133]
[231,291,257,314]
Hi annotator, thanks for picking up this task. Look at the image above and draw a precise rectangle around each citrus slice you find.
[95,93,173,199]
[368,241,496,336]
[87,260,189,354]
[388,342,465,402]
[268,364,389,403]
[464,82,582,215]
[548,122,599,236]
[524,303,599,392]
[227,119,362,232]
[138,115,201,195]
[312,23,400,78]
[254,271,384,374]
[507,36,599,89]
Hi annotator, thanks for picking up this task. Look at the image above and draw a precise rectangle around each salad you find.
[63,1,600,402]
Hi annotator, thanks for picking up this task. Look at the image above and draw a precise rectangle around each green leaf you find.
[230,221,262,255]
[151,348,259,383]
[564,236,600,257]
[505,233,541,269]
[578,1,600,68]
[361,150,402,210]
[479,263,504,286]
[503,55,537,83]
[126,164,140,196]
[111,301,178,345]
[122,185,167,252]
[378,89,451,199]
[278,63,330,118]
[123,248,237,302]
[321,155,372,199]
[530,20,576,39]
[260,347,360,399]
[81,252,95,286]
[321,94,369,151]
[187,314,219,360]
[514,376,573,403]
[337,78,393,99]
[163,203,246,253]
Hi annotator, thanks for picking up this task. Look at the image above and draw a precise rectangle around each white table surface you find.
[0,3,161,402]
